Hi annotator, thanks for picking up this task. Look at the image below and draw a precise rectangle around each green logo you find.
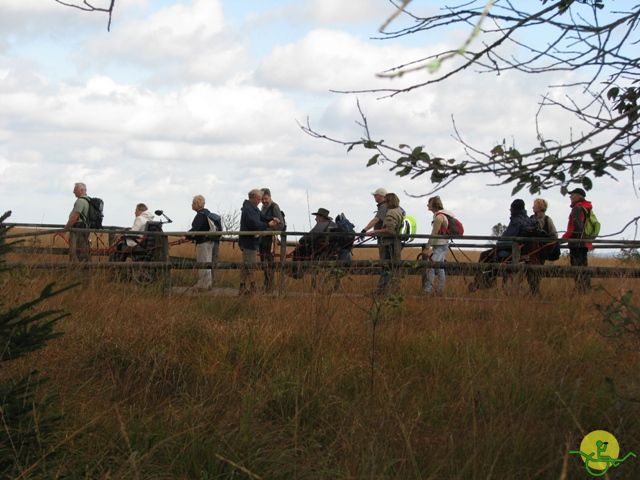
[569,430,636,477]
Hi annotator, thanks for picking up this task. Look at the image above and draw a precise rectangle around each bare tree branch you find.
[53,0,116,31]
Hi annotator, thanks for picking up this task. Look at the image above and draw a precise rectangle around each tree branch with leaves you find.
[303,0,639,197]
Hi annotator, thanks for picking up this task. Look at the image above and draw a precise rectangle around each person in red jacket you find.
[561,187,593,292]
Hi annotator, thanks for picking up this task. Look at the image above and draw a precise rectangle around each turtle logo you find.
[569,430,636,477]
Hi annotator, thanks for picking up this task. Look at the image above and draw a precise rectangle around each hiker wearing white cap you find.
[361,187,388,263]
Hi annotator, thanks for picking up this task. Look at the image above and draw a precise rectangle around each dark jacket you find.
[240,200,270,250]
[188,208,221,244]
[497,210,537,250]
[562,199,593,250]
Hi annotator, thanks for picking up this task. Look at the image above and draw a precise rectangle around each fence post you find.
[108,231,115,252]
[69,231,77,261]
[511,241,520,263]
[279,232,287,296]
[160,233,171,294]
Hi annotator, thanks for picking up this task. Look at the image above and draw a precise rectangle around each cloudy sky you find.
[0,0,637,240]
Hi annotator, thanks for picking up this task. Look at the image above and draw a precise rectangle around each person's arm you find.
[65,198,86,230]
[186,212,205,241]
[362,215,379,233]
[64,211,80,230]
[562,206,583,240]
[269,204,283,229]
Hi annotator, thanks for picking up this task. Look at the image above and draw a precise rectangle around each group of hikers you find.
[64,182,598,296]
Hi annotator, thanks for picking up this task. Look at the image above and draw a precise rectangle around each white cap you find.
[371,187,387,196]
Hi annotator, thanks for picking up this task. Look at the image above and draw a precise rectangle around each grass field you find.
[3,235,640,479]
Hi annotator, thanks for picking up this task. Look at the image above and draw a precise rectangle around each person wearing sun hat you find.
[562,187,594,292]
[290,208,337,279]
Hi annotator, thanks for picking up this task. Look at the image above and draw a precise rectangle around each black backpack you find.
[81,196,104,229]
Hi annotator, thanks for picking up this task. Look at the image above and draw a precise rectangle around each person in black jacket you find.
[239,189,280,295]
[186,195,222,289]
[497,198,540,294]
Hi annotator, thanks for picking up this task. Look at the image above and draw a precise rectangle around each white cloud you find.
[305,0,393,25]
[257,29,442,93]
[81,0,248,84]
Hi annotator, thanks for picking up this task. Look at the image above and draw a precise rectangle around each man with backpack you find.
[361,187,388,265]
[186,195,222,290]
[64,182,91,262]
[561,187,594,292]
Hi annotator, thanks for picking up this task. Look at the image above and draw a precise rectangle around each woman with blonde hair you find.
[529,198,559,294]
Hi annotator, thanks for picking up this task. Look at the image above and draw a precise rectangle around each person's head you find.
[428,195,443,212]
[532,198,547,216]
[73,182,86,197]
[510,198,525,215]
[568,187,586,204]
[248,189,262,206]
[192,195,205,211]
[372,187,387,205]
[135,203,148,216]
[261,188,272,206]
[385,193,400,209]
[311,207,331,223]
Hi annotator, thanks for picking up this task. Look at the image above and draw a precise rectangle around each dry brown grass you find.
[3,234,640,479]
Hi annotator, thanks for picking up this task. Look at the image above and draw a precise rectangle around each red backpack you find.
[437,213,464,236]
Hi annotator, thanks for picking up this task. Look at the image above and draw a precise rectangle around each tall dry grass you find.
[3,244,640,479]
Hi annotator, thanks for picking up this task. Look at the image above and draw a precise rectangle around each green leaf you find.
[569,161,581,175]
[508,148,522,161]
[363,141,378,149]
[511,183,525,195]
[607,87,620,100]
[366,154,379,167]
[581,177,593,190]
[398,166,412,177]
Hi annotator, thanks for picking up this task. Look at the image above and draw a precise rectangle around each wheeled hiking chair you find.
[468,239,543,293]
[110,220,165,283]
[289,226,354,290]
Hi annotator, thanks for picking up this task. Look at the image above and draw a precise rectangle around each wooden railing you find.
[5,222,640,295]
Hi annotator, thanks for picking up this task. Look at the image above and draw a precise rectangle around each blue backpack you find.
[334,213,356,250]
